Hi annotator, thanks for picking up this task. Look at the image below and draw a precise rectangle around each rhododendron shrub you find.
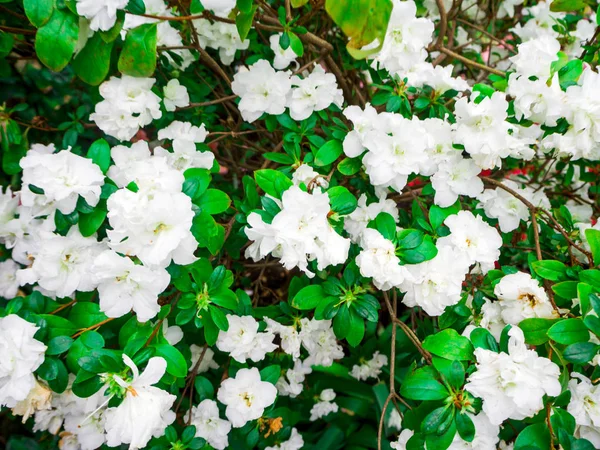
[1,0,600,449]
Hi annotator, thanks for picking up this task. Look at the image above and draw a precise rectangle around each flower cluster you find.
[2,0,600,449]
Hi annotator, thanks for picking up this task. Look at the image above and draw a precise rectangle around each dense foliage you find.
[1,0,600,449]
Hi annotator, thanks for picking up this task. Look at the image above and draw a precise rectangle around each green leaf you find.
[400,236,438,264]
[24,0,54,27]
[127,0,146,14]
[456,413,475,442]
[183,168,211,200]
[314,140,343,166]
[292,285,325,310]
[337,157,361,175]
[531,260,568,282]
[333,305,350,339]
[192,211,225,255]
[514,423,551,450]
[254,169,293,199]
[288,32,304,56]
[325,0,393,59]
[260,364,281,385]
[563,342,598,364]
[118,23,157,77]
[47,335,74,355]
[585,229,600,267]
[0,31,14,58]
[154,344,187,377]
[397,229,423,250]
[346,311,365,347]
[519,318,557,345]
[202,314,219,346]
[73,33,114,86]
[421,406,452,434]
[429,202,460,231]
[327,186,357,215]
[400,367,449,401]
[87,139,111,174]
[469,328,499,352]
[374,212,396,241]
[79,207,107,237]
[548,318,590,345]
[198,189,231,215]
[552,281,579,299]
[550,0,585,12]
[237,0,253,12]
[423,329,474,361]
[558,59,583,89]
[209,305,229,331]
[35,8,79,72]
[236,6,257,41]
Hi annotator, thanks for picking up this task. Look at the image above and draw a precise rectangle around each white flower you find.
[17,228,105,299]
[447,412,500,449]
[0,259,20,298]
[217,367,277,428]
[497,0,523,17]
[299,318,344,367]
[391,429,414,449]
[76,0,128,31]
[431,155,484,208]
[90,76,162,141]
[189,399,232,450]
[566,200,592,223]
[154,140,215,172]
[511,2,564,41]
[156,22,195,70]
[92,249,170,322]
[350,351,388,381]
[401,246,470,316]
[105,356,176,449]
[454,92,513,170]
[479,300,506,341]
[193,18,249,65]
[509,36,561,80]
[507,73,566,127]
[356,229,414,291]
[465,327,561,425]
[437,211,502,273]
[494,271,557,325]
[264,317,301,359]
[344,194,399,244]
[276,360,312,398]
[288,65,344,120]
[107,141,184,193]
[360,115,430,192]
[163,79,190,112]
[12,379,52,422]
[200,0,235,14]
[107,189,197,268]
[478,180,545,233]
[0,315,47,407]
[270,33,298,70]
[405,62,470,95]
[158,121,208,143]
[0,186,18,237]
[265,428,304,450]
[232,60,292,122]
[568,373,600,448]
[245,186,350,277]
[20,147,104,215]
[371,0,434,75]
[292,163,329,189]
[189,345,219,373]
[216,315,277,363]
[310,389,339,421]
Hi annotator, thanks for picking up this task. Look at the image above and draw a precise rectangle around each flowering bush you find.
[0,0,600,449]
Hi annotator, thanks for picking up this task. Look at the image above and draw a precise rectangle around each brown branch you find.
[438,47,506,77]
[72,318,115,338]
